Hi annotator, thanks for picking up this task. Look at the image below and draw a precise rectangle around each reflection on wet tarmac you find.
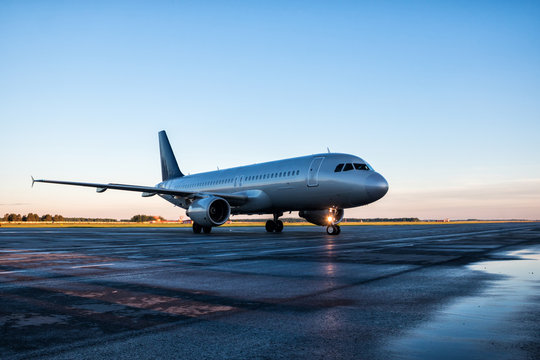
[389,246,540,359]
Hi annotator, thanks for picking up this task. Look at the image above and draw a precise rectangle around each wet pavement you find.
[0,223,539,359]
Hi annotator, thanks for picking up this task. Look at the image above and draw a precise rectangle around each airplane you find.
[33,130,388,235]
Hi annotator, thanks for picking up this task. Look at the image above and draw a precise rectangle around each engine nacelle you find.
[299,209,344,226]
[186,197,231,227]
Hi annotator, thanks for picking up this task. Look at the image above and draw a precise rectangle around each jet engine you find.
[187,197,231,227]
[299,208,344,226]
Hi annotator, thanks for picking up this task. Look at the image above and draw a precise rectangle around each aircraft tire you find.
[193,222,202,234]
[265,220,276,232]
[275,220,284,233]
[203,226,212,234]
[326,225,339,236]
[335,225,341,235]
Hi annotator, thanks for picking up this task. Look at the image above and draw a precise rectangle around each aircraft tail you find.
[158,131,184,181]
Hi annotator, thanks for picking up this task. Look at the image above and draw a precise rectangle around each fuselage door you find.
[307,157,324,187]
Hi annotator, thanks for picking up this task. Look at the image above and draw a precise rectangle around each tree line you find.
[2,213,64,222]
[129,215,165,222]
[1,213,166,222]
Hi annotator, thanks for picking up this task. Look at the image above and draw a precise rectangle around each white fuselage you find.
[158,153,388,215]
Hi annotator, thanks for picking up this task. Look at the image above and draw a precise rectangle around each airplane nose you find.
[365,172,389,202]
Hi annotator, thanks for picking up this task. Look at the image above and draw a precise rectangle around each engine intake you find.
[299,209,344,226]
[187,197,230,227]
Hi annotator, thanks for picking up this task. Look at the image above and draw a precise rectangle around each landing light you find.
[327,216,334,223]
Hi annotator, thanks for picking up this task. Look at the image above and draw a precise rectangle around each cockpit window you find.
[343,163,354,171]
[334,164,344,172]
[353,163,370,171]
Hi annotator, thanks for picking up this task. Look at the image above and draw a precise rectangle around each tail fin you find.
[158,131,184,181]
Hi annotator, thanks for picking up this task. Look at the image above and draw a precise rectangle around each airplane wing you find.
[32,178,248,205]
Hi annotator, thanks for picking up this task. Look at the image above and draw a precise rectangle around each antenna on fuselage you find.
[327,147,331,153]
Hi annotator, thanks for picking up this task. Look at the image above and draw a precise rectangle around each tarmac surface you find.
[1,223,539,359]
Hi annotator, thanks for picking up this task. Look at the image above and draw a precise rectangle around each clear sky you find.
[1,1,539,220]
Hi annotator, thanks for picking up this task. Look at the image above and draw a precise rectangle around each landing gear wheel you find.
[203,226,212,234]
[193,223,202,234]
[326,225,339,236]
[265,220,276,233]
[275,220,284,233]
[335,225,341,235]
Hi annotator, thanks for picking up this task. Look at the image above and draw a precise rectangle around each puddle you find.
[388,246,540,360]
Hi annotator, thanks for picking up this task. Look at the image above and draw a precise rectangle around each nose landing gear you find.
[325,207,341,235]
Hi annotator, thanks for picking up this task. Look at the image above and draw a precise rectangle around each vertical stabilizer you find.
[158,131,183,180]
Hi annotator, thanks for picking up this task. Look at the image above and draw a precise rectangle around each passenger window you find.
[334,164,344,172]
[343,163,354,171]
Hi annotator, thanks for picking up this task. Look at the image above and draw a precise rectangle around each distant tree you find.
[22,215,28,221]
[130,214,158,222]
[41,214,53,222]
[2,213,8,221]
[27,213,40,222]
[53,214,64,222]
[7,213,22,222]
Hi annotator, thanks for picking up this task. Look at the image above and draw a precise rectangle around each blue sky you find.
[1,1,539,220]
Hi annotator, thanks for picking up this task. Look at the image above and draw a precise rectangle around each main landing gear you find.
[192,222,212,234]
[326,224,341,235]
[265,212,284,233]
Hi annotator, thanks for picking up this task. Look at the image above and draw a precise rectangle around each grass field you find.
[0,220,535,228]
